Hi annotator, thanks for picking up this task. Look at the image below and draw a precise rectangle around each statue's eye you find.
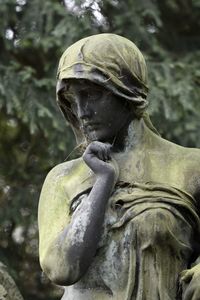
[81,89,103,101]
[80,90,90,99]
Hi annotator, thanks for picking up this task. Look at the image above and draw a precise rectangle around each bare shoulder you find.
[156,135,200,170]
[167,140,200,177]
[44,157,84,183]
[47,158,82,178]
[177,146,200,197]
[153,135,200,195]
[181,147,200,172]
[41,156,93,202]
[39,157,84,202]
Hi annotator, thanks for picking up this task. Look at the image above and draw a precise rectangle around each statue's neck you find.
[112,118,146,153]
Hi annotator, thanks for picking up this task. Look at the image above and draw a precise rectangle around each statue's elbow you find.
[47,270,80,286]
[49,269,82,286]
[40,256,81,286]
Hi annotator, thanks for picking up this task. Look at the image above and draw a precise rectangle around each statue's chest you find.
[115,150,152,183]
[115,151,189,194]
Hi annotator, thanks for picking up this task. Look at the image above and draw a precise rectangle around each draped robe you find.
[39,154,200,300]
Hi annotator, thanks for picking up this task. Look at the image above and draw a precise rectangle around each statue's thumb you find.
[180,269,193,283]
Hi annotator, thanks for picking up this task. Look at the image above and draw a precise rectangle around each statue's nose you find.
[77,102,92,120]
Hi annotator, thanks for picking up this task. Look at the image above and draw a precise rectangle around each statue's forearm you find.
[43,172,115,286]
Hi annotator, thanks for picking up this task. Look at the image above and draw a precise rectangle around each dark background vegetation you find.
[0,0,200,299]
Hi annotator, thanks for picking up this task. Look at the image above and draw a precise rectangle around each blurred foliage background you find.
[0,0,200,299]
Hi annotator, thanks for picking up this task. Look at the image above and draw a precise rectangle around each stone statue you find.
[0,262,24,300]
[38,34,200,300]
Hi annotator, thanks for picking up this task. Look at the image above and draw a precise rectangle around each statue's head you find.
[56,33,150,145]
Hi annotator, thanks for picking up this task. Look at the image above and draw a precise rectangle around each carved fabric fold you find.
[61,180,198,300]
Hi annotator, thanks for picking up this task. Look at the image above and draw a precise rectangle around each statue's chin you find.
[87,134,114,144]
[85,129,106,143]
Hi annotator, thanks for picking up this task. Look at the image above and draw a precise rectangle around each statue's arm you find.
[180,156,200,300]
[180,263,200,300]
[38,142,118,286]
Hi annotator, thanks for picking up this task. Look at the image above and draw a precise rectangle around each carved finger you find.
[180,269,193,283]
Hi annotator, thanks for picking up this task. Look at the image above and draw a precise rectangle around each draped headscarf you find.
[56,33,158,144]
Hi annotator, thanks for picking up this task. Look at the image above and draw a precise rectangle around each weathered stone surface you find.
[0,262,23,300]
[39,34,200,299]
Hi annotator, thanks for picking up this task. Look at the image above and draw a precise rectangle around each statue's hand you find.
[181,264,200,300]
[83,141,118,179]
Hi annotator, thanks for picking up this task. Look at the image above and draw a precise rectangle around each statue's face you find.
[63,79,133,144]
